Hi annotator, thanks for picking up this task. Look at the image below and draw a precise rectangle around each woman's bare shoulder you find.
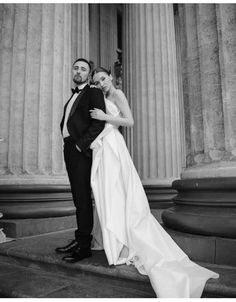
[113,89,127,102]
[114,89,125,96]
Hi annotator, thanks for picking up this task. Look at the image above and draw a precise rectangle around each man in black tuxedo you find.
[56,58,105,262]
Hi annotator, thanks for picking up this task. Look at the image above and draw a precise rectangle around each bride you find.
[89,67,219,298]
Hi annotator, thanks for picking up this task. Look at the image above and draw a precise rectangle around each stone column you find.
[217,4,236,160]
[0,3,89,236]
[123,4,183,186]
[0,3,89,185]
[99,5,118,70]
[123,5,134,157]
[174,3,236,177]
[89,4,119,72]
[162,4,236,266]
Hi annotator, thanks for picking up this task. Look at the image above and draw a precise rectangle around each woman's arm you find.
[90,90,134,128]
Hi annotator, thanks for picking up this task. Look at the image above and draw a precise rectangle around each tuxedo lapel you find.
[68,85,89,119]
[60,95,73,131]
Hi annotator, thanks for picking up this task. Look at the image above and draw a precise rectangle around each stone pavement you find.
[0,229,236,298]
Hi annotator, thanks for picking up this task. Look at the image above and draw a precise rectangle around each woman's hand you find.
[90,108,107,121]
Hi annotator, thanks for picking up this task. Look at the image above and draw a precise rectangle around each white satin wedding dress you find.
[90,98,219,298]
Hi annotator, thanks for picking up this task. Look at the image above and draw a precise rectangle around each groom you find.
[56,58,106,262]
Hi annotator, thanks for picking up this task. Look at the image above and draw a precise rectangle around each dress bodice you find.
[105,98,120,117]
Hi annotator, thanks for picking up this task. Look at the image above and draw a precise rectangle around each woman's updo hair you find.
[91,67,111,79]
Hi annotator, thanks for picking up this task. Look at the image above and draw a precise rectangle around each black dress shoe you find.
[62,247,92,263]
[55,239,79,254]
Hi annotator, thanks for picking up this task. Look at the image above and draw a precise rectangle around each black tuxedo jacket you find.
[60,85,106,156]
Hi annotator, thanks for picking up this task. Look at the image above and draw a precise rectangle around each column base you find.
[162,205,236,238]
[162,177,236,265]
[165,227,236,266]
[0,184,76,238]
[0,216,76,238]
[162,177,236,237]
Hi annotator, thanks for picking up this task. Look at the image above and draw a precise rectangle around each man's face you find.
[72,61,90,85]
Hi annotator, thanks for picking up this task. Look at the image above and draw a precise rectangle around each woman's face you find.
[93,72,112,94]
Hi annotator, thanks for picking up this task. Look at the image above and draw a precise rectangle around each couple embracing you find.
[57,58,218,298]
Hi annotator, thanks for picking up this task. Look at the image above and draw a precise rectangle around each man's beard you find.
[73,75,87,85]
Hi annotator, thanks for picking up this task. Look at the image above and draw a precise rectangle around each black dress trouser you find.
[64,140,93,248]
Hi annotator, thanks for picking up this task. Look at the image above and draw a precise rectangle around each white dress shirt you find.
[62,83,87,138]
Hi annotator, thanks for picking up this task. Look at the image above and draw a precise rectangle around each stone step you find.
[0,208,166,238]
[0,229,235,298]
[0,254,155,298]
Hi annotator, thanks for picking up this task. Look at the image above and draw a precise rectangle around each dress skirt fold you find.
[90,99,219,298]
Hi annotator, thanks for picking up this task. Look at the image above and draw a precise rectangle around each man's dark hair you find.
[73,58,91,72]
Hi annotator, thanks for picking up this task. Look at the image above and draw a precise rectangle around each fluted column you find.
[0,3,89,185]
[99,5,118,69]
[180,4,205,166]
[177,4,236,177]
[123,4,182,186]
[162,5,236,263]
[0,4,89,236]
[197,5,225,162]
[123,5,134,157]
[217,4,236,158]
[71,3,89,61]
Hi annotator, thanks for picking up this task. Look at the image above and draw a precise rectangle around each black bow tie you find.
[71,87,83,94]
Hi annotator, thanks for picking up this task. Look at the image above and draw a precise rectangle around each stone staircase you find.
[0,229,236,298]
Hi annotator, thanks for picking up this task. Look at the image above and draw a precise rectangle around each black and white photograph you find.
[0,0,236,299]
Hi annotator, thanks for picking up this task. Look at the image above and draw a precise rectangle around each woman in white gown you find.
[89,67,219,298]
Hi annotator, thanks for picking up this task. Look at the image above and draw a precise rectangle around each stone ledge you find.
[0,184,75,219]
[163,206,236,238]
[0,216,76,238]
[0,229,235,297]
[165,227,236,266]
[181,162,236,179]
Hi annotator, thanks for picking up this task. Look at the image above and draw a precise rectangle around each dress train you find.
[90,99,219,298]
